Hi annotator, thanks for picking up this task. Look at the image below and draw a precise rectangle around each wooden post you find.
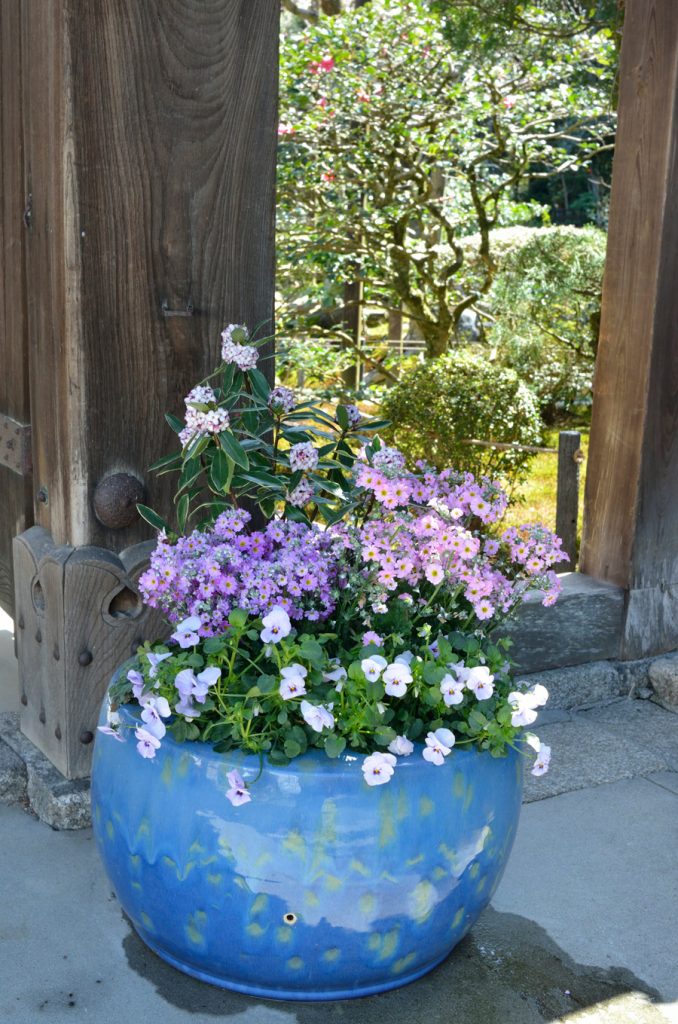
[580,0,678,658]
[9,0,280,777]
[555,431,581,573]
[0,1,33,616]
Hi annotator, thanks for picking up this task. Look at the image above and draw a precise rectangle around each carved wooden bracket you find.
[13,525,168,779]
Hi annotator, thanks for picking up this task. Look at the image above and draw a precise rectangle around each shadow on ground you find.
[123,906,664,1023]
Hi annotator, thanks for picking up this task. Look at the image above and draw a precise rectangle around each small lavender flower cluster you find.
[268,385,296,414]
[221,323,258,371]
[179,385,230,448]
[138,510,342,633]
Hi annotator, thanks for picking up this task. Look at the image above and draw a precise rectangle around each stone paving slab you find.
[523,698,678,802]
[1,771,677,1024]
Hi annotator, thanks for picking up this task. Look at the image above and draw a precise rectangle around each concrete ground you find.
[0,611,677,1023]
[0,608,20,714]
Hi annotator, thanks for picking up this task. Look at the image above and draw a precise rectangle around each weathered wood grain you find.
[0,0,33,614]
[15,526,169,779]
[22,0,279,551]
[581,0,678,591]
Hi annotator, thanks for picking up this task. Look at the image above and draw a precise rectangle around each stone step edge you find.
[0,713,91,830]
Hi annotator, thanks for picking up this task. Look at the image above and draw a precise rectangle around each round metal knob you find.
[93,473,145,529]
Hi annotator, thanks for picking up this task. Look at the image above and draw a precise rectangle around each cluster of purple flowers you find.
[268,386,296,415]
[138,509,342,633]
[179,385,230,448]
[220,323,258,372]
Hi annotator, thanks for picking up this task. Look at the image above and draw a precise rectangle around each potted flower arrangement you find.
[91,325,560,1001]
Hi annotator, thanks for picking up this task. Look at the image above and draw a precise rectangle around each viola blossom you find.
[324,662,347,689]
[127,668,145,700]
[465,666,495,701]
[135,727,162,759]
[362,751,397,786]
[440,673,465,707]
[171,615,202,649]
[226,769,252,806]
[388,735,414,757]
[507,684,549,727]
[382,662,412,698]
[98,710,125,743]
[423,728,455,765]
[279,665,308,700]
[361,655,387,683]
[260,606,292,644]
[531,743,551,776]
[300,700,335,733]
[146,651,172,679]
[363,630,383,647]
[97,724,126,742]
[140,695,172,739]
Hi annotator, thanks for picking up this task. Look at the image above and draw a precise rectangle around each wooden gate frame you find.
[2,0,678,779]
[1,0,280,777]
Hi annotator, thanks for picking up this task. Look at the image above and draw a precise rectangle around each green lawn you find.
[503,428,589,566]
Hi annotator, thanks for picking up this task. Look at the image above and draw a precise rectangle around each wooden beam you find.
[580,0,678,657]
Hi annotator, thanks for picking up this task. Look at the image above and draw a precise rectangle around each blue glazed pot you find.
[91,679,523,1001]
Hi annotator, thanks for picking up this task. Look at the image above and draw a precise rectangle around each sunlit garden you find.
[275,0,617,562]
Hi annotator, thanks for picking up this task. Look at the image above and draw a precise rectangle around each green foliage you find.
[277,0,616,358]
[486,226,606,421]
[380,349,542,486]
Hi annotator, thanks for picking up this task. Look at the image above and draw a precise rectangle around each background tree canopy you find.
[276,0,618,483]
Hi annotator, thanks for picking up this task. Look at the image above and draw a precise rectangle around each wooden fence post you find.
[555,431,582,572]
[9,0,280,778]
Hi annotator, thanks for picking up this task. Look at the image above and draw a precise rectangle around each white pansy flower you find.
[422,728,455,765]
[300,700,335,733]
[260,606,292,644]
[531,742,551,776]
[382,662,412,698]
[171,615,202,649]
[361,655,388,682]
[362,751,397,786]
[388,735,414,756]
[440,673,465,707]
[466,665,495,700]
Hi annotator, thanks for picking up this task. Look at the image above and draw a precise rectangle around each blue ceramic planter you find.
[92,682,523,1001]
